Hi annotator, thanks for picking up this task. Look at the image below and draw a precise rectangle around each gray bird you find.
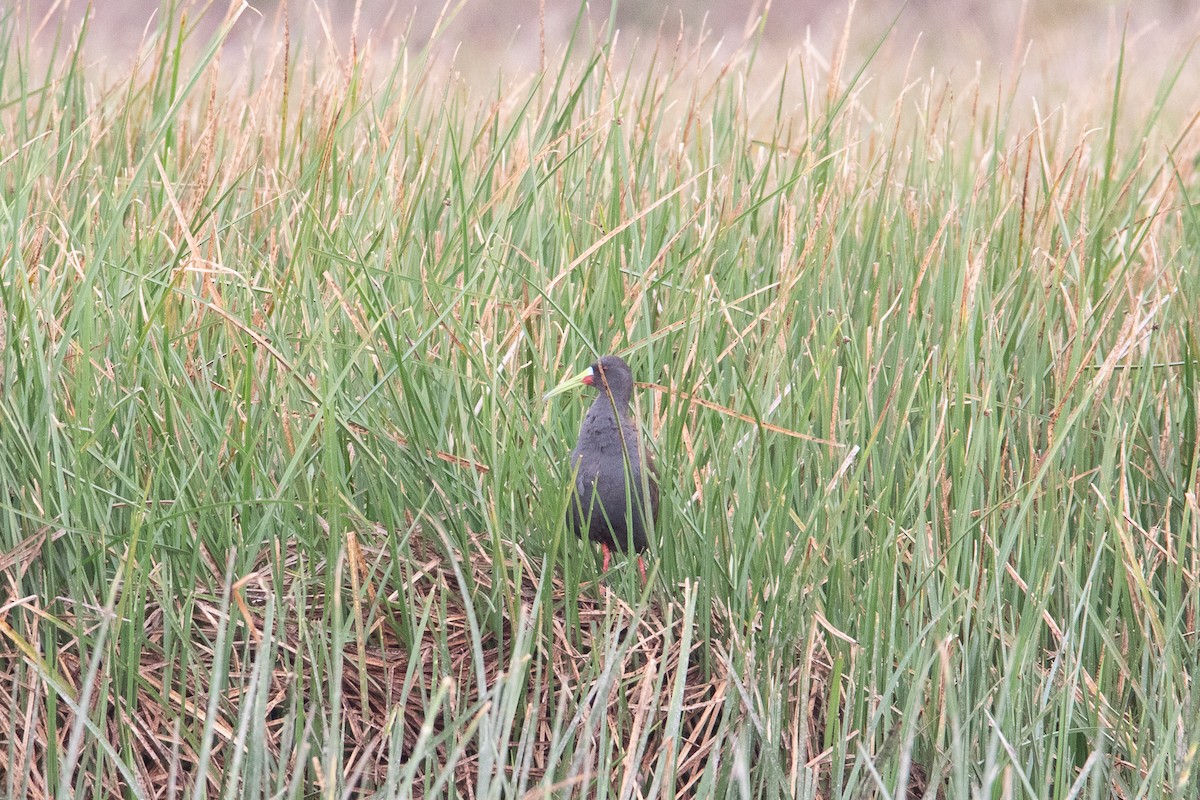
[545,355,659,579]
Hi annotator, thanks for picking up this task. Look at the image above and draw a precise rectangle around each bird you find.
[545,355,659,581]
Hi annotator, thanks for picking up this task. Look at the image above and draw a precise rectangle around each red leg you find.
[637,556,647,583]
[601,543,611,572]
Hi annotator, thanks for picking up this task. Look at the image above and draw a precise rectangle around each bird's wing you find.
[628,420,661,521]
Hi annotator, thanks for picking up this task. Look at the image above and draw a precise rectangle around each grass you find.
[2,2,1198,798]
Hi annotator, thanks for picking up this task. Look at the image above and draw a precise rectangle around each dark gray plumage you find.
[567,355,659,578]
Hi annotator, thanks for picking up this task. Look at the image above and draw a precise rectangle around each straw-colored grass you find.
[5,523,809,797]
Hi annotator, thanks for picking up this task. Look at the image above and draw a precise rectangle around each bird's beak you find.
[543,366,594,400]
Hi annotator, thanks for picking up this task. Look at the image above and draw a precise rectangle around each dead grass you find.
[1,524,841,797]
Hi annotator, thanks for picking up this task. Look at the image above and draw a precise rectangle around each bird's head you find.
[544,354,635,407]
[584,356,633,398]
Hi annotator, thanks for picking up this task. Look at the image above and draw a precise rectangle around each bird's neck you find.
[589,389,629,418]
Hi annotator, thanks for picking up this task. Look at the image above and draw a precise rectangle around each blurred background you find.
[22,0,1200,86]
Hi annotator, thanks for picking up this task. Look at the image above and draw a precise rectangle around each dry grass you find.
[2,525,840,797]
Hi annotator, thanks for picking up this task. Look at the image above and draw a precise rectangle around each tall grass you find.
[1,3,1198,798]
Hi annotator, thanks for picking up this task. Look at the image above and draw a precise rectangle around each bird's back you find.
[568,405,658,553]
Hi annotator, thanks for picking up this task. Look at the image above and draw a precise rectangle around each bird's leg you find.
[637,556,647,583]
[601,543,611,572]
